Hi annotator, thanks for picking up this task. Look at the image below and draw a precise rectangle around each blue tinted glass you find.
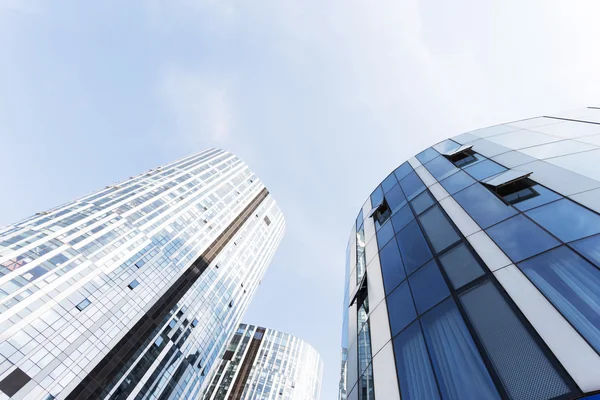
[419,206,461,254]
[411,190,435,215]
[526,199,600,242]
[425,156,458,181]
[385,184,407,213]
[513,184,561,211]
[421,298,501,400]
[397,221,433,275]
[391,204,414,234]
[387,281,416,335]
[356,209,364,231]
[400,171,426,200]
[519,246,600,353]
[454,184,517,229]
[394,162,413,181]
[409,260,450,314]
[440,170,475,195]
[376,220,395,248]
[464,159,507,181]
[370,186,384,208]
[394,321,440,400]
[486,215,559,262]
[382,173,398,193]
[571,234,600,268]
[434,139,460,153]
[416,147,440,164]
[379,240,406,294]
[439,244,485,289]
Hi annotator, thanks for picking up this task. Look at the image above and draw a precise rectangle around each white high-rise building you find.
[0,148,285,400]
[203,324,323,400]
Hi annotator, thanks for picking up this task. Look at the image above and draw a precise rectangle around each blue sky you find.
[1,1,600,398]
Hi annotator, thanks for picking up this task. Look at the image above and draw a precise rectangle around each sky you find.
[1,0,600,398]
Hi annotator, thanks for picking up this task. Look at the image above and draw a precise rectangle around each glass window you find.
[421,298,501,400]
[376,220,394,249]
[464,159,507,181]
[416,147,439,164]
[454,184,517,229]
[391,204,415,234]
[513,184,561,211]
[397,221,433,275]
[400,172,426,201]
[526,199,600,242]
[411,190,435,215]
[439,244,485,289]
[385,184,407,213]
[433,139,461,154]
[460,279,573,400]
[370,186,384,209]
[393,321,440,400]
[387,281,416,336]
[379,241,406,294]
[518,246,600,353]
[419,206,461,254]
[128,280,139,289]
[571,234,600,268]
[486,215,559,262]
[76,298,91,311]
[408,260,450,315]
[425,156,458,181]
[440,170,475,195]
[382,173,398,193]
[394,162,413,181]
[356,209,364,231]
[449,149,485,168]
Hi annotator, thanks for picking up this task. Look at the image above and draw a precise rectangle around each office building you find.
[0,149,284,400]
[203,324,322,400]
[340,108,600,400]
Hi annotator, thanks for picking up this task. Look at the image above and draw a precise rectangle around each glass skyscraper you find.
[203,323,323,400]
[0,149,284,400]
[340,107,600,400]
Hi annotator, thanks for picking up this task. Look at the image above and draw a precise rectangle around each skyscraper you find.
[340,107,600,400]
[0,149,285,400]
[203,323,323,400]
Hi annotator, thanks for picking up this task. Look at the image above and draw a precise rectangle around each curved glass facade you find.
[340,108,600,400]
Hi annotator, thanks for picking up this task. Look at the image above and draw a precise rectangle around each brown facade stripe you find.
[66,188,270,400]
[229,328,266,400]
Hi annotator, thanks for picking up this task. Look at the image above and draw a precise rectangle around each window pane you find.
[439,244,485,289]
[382,173,398,193]
[570,234,600,268]
[421,298,501,400]
[518,246,600,353]
[395,162,413,181]
[393,321,440,400]
[464,159,507,181]
[440,171,475,195]
[526,199,600,242]
[453,184,517,229]
[411,190,435,215]
[391,204,414,234]
[416,147,440,164]
[400,172,426,200]
[356,209,364,231]
[397,221,433,275]
[386,184,407,213]
[408,260,449,315]
[486,215,559,262]
[433,139,461,154]
[387,281,416,336]
[371,186,384,208]
[379,240,406,294]
[419,206,461,254]
[460,279,573,400]
[376,220,395,249]
[512,184,561,212]
[425,156,458,181]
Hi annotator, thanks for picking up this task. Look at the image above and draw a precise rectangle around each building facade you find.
[0,148,285,400]
[340,108,600,400]
[203,324,322,400]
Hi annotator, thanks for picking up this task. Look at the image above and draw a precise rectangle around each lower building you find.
[203,324,322,400]
[340,108,600,400]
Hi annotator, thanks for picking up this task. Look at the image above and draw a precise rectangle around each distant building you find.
[204,324,322,400]
[340,108,600,400]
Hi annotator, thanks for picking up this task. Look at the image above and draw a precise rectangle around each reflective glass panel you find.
[370,186,384,209]
[526,199,600,242]
[411,191,435,215]
[453,184,517,229]
[391,204,415,234]
[416,147,440,164]
[486,215,559,262]
[425,156,458,181]
[419,206,461,254]
[382,173,398,193]
[400,172,426,200]
[386,184,407,213]
[395,162,413,181]
[379,240,406,294]
[439,244,485,289]
[376,220,394,249]
[464,159,507,181]
[518,246,600,353]
[570,234,600,268]
[408,259,450,315]
[440,170,476,195]
[434,139,461,154]
[387,281,416,336]
[397,221,433,275]
[356,209,364,231]
[513,184,561,211]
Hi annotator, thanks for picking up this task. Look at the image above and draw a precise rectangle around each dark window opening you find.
[447,149,478,167]
[128,280,139,290]
[484,175,539,205]
[369,198,392,227]
[264,216,271,226]
[0,368,31,397]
